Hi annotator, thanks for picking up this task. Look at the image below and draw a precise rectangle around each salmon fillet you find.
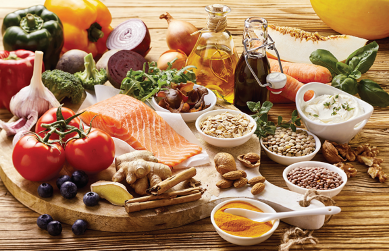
[79,94,202,166]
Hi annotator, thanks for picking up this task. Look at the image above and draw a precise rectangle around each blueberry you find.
[71,170,89,188]
[72,219,88,235]
[47,220,62,236]
[37,214,53,230]
[38,183,53,198]
[56,175,71,189]
[60,181,78,199]
[83,192,100,206]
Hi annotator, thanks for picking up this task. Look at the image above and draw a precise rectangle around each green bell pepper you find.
[1,5,64,70]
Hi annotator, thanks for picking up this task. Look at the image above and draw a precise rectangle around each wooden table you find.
[1,0,389,250]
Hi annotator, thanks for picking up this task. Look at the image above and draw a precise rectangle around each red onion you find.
[106,19,151,57]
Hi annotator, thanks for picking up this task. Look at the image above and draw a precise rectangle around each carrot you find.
[269,58,332,83]
[276,74,315,102]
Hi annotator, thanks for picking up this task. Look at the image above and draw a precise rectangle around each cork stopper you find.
[204,4,231,32]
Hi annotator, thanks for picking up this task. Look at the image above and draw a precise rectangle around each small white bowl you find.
[211,198,280,246]
[296,82,374,144]
[151,85,217,122]
[195,109,256,148]
[260,128,321,166]
[282,161,347,198]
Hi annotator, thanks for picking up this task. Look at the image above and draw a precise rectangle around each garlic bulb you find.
[0,51,60,145]
[9,51,60,118]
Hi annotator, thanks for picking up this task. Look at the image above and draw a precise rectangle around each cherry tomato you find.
[12,135,66,182]
[65,128,115,174]
[35,107,81,142]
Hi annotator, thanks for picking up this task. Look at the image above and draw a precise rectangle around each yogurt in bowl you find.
[296,83,374,143]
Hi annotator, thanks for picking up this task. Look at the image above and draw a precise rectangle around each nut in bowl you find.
[211,198,280,246]
[296,82,374,144]
[283,161,347,197]
[195,109,256,148]
[151,84,217,122]
[260,128,321,166]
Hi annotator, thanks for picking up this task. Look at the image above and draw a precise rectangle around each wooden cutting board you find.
[0,107,326,232]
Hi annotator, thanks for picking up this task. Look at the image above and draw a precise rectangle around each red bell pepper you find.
[0,50,45,111]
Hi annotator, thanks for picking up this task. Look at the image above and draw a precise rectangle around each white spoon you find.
[224,206,341,223]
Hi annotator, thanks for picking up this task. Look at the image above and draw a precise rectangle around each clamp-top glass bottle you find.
[186,4,239,103]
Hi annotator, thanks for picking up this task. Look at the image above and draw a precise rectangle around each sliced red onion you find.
[106,19,151,57]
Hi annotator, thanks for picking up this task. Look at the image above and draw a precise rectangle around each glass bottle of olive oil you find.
[186,4,239,103]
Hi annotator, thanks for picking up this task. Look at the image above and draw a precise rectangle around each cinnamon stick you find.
[125,187,202,203]
[125,192,202,213]
[147,167,197,195]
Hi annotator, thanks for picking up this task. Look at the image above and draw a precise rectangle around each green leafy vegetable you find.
[309,49,340,77]
[120,59,197,102]
[332,74,358,95]
[310,41,389,107]
[346,41,379,74]
[248,101,301,139]
[358,79,389,107]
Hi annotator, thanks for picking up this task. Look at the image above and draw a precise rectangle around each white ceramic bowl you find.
[195,109,256,148]
[282,161,347,197]
[151,85,217,122]
[211,198,280,246]
[295,82,374,144]
[260,128,321,166]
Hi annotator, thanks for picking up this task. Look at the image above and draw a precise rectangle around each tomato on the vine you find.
[12,135,65,182]
[65,128,115,174]
[35,106,81,142]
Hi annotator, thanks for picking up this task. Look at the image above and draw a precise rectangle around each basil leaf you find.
[332,74,358,95]
[309,49,340,77]
[349,70,362,80]
[292,110,298,117]
[247,101,258,112]
[277,116,282,125]
[336,62,352,76]
[260,101,273,114]
[358,79,389,107]
[346,41,379,74]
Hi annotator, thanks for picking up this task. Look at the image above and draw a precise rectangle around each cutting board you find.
[0,113,326,232]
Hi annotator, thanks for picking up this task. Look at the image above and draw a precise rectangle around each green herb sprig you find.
[120,58,197,102]
[309,41,389,107]
[247,101,301,139]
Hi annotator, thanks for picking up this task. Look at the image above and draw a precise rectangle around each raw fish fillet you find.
[80,94,202,166]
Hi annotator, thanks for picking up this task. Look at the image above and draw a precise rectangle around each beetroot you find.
[106,19,151,57]
[107,50,148,89]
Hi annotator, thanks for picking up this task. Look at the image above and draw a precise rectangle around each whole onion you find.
[160,13,199,57]
[157,49,187,70]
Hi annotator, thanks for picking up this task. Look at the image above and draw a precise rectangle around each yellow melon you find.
[266,25,368,64]
[310,0,389,40]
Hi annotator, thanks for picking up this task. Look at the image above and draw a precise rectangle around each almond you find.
[216,179,233,189]
[251,182,265,195]
[248,176,266,185]
[239,170,247,178]
[233,177,248,188]
[222,171,242,180]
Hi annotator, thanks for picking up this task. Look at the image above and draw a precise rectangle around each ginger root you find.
[112,150,172,195]
[91,181,133,206]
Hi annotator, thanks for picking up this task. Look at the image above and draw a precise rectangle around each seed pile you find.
[262,128,316,157]
[199,112,254,138]
[287,166,343,190]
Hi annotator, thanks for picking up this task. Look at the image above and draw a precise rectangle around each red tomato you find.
[12,135,66,181]
[35,107,81,142]
[65,128,115,174]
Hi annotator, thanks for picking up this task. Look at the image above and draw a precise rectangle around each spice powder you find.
[214,201,273,237]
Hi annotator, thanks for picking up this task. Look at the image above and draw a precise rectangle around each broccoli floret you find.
[42,69,85,104]
[74,53,108,90]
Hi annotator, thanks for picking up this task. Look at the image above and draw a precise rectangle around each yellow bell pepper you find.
[44,0,113,57]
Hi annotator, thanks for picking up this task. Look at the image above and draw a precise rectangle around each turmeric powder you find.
[214,201,273,237]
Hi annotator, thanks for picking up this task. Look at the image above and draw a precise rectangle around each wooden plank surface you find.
[1,0,389,250]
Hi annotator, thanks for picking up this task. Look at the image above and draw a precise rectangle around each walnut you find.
[332,142,356,161]
[357,155,383,167]
[322,140,346,163]
[237,152,260,168]
[355,143,379,157]
[367,164,388,183]
[334,162,357,178]
[214,152,237,175]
